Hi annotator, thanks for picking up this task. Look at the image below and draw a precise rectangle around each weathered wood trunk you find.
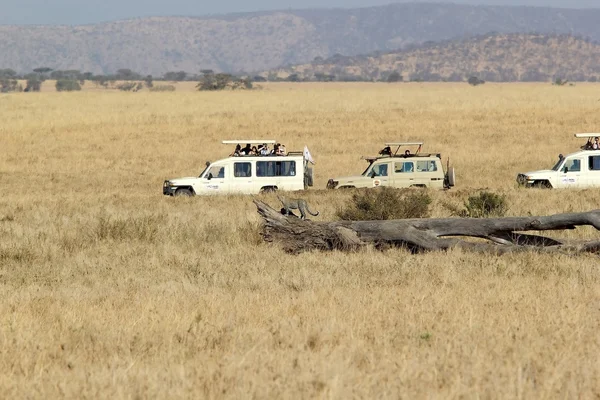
[253,200,600,255]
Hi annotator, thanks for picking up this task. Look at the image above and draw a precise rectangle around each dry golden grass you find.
[1,83,599,398]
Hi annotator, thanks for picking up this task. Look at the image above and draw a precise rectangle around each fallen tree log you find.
[253,200,600,255]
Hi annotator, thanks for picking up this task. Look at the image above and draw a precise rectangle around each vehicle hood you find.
[168,177,200,185]
[520,169,555,177]
[332,175,365,183]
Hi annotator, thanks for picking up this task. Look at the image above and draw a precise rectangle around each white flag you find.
[303,145,315,165]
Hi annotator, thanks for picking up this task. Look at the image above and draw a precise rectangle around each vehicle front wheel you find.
[532,181,552,189]
[174,188,193,197]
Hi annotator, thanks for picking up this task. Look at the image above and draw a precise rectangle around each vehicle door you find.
[369,162,391,187]
[232,161,254,194]
[558,157,582,188]
[392,160,415,188]
[202,164,231,193]
[414,159,442,187]
[275,159,300,191]
[584,154,600,187]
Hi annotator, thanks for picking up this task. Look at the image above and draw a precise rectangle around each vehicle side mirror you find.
[562,167,568,173]
[207,173,213,180]
[369,171,376,178]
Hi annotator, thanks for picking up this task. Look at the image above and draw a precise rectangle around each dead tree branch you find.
[254,200,600,256]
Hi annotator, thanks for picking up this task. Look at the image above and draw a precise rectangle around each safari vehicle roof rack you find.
[385,142,423,156]
[222,140,277,144]
[574,133,600,138]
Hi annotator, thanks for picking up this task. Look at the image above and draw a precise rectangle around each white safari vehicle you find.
[517,133,600,189]
[163,140,315,196]
[326,142,455,190]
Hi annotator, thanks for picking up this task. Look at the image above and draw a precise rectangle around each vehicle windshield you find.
[551,157,564,171]
[199,162,211,178]
[361,161,375,176]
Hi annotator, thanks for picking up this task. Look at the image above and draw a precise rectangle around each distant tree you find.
[50,70,81,80]
[197,72,251,91]
[55,79,81,91]
[286,73,300,82]
[386,71,402,82]
[0,69,17,78]
[163,71,187,81]
[0,78,22,93]
[553,78,568,86]
[115,69,141,80]
[468,76,485,86]
[144,75,153,88]
[215,73,233,89]
[24,77,42,92]
[200,69,214,76]
[588,76,598,83]
[33,67,53,75]
[252,75,267,82]
[314,73,335,82]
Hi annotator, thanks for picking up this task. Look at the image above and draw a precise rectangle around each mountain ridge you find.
[264,33,600,82]
[2,2,600,75]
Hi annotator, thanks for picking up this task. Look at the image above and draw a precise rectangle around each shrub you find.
[55,79,81,91]
[150,85,176,92]
[463,191,508,218]
[116,82,143,91]
[336,187,432,221]
[468,76,485,86]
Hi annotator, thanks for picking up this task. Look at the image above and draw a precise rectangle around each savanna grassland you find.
[1,83,599,398]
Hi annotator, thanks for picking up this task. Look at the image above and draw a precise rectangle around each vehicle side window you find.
[589,156,600,171]
[394,161,413,173]
[564,158,581,173]
[207,165,225,179]
[374,164,388,177]
[416,160,437,172]
[234,162,252,177]
[257,161,296,177]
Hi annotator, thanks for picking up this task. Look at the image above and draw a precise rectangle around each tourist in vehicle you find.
[230,144,241,156]
[404,149,411,158]
[277,143,286,156]
[250,146,258,155]
[379,146,392,156]
[240,143,252,155]
[271,143,280,155]
[594,137,599,150]
[260,144,270,156]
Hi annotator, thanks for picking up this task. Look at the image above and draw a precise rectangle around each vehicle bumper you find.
[163,181,176,196]
[516,174,539,187]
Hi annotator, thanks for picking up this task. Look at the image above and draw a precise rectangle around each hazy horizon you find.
[2,0,599,25]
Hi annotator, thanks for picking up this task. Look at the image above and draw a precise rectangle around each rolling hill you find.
[265,33,600,82]
[2,3,600,75]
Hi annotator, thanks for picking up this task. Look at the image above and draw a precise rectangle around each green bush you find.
[463,191,508,218]
[336,187,432,221]
[55,79,81,91]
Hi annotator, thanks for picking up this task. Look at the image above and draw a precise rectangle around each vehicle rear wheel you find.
[174,188,193,197]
